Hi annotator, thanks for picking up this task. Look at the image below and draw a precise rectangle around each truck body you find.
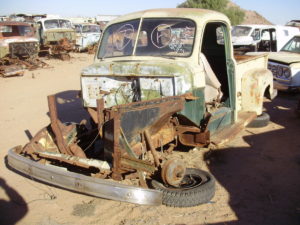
[0,21,40,76]
[36,18,76,60]
[74,23,101,52]
[0,21,39,58]
[268,35,300,91]
[82,9,274,132]
[8,9,276,207]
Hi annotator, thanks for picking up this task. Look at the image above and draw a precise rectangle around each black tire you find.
[247,112,270,128]
[151,168,215,207]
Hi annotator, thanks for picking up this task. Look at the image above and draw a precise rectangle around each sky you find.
[0,0,298,25]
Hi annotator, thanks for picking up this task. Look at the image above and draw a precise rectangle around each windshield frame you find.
[97,17,197,60]
[82,25,101,33]
[43,19,72,30]
[286,21,300,27]
[231,26,252,37]
[0,24,34,37]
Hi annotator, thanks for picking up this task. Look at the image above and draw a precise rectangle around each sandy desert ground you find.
[0,53,300,225]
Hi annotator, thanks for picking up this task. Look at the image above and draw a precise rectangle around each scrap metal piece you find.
[0,57,49,77]
[176,124,210,147]
[111,115,122,181]
[48,95,73,156]
[100,96,186,178]
[35,151,110,170]
[9,41,39,58]
[49,38,74,61]
[96,98,105,136]
[87,43,98,54]
[8,147,162,206]
[144,130,160,167]
[47,95,86,158]
[0,64,24,77]
[120,155,156,174]
[23,57,50,70]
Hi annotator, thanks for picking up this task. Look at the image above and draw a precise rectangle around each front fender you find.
[241,68,274,115]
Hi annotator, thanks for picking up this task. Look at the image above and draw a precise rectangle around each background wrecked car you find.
[36,18,76,60]
[0,21,46,77]
[268,35,300,91]
[74,23,101,53]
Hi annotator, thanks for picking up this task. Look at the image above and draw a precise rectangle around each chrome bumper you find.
[7,147,162,206]
[273,80,300,92]
[274,80,289,91]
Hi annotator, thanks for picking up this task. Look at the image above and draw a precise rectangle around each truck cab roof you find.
[106,8,230,26]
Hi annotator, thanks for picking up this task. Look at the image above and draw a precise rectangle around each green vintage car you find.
[36,18,76,59]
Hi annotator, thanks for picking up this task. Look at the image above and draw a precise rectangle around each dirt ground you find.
[0,53,300,225]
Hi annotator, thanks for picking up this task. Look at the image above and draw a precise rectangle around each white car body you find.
[232,24,300,52]
[74,23,101,51]
[268,35,300,91]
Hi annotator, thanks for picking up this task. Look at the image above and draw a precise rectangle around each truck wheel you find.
[247,112,270,128]
[151,168,215,207]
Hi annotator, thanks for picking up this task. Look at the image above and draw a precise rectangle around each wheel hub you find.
[161,158,186,187]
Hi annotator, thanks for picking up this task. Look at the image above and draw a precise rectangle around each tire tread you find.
[151,168,215,207]
[247,112,270,128]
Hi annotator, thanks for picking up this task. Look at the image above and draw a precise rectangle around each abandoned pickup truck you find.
[0,21,40,77]
[74,23,101,52]
[36,18,76,60]
[268,35,300,91]
[8,9,276,207]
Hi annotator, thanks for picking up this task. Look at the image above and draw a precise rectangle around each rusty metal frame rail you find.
[7,147,162,206]
[48,95,72,155]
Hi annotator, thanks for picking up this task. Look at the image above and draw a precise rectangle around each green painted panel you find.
[207,107,232,134]
[179,88,205,126]
[44,30,76,43]
[141,89,161,100]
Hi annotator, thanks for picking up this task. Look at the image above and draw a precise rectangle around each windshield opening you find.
[0,25,34,37]
[74,24,101,33]
[231,26,252,37]
[281,36,300,53]
[136,18,195,57]
[98,18,196,59]
[44,19,72,29]
[98,19,140,58]
[286,21,300,27]
[74,24,81,33]
[82,25,101,33]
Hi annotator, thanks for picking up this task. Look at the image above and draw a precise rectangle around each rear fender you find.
[241,68,273,115]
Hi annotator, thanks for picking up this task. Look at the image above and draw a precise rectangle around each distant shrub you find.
[178,0,245,25]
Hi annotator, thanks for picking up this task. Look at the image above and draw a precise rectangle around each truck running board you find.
[210,111,257,147]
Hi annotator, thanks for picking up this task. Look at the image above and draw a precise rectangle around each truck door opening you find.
[258,28,276,52]
[201,22,229,102]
